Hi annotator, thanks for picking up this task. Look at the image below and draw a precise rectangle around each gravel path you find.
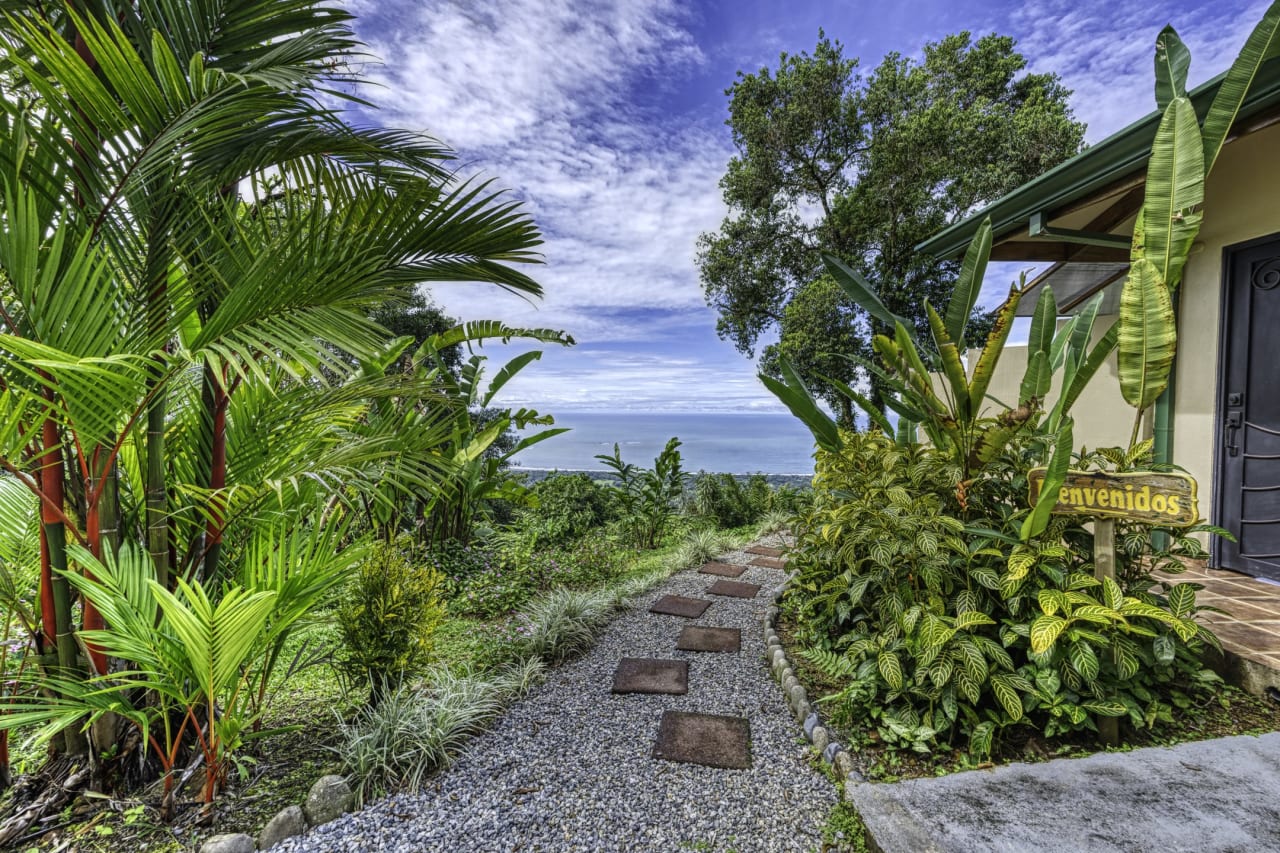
[275,537,837,852]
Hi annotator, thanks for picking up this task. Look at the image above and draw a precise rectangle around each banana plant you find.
[405,322,574,546]
[1118,5,1280,440]
[765,218,1116,484]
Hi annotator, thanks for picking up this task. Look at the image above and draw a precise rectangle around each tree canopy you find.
[698,30,1086,420]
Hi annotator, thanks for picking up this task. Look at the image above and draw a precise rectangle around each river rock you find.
[259,805,308,849]
[200,834,255,853]
[304,775,354,826]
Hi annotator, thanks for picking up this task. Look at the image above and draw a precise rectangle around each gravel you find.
[273,537,837,853]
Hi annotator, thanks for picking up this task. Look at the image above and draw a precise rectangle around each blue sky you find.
[343,0,1269,413]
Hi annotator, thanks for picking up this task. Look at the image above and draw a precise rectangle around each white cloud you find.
[347,0,733,339]
[1006,0,1271,142]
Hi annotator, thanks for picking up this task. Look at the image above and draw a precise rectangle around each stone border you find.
[200,774,355,852]
[761,579,863,786]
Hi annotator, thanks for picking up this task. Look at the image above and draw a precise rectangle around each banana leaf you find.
[1154,26,1191,110]
[966,287,1021,416]
[927,303,971,420]
[761,356,842,453]
[1117,258,1178,410]
[1021,418,1074,542]
[822,253,905,329]
[943,218,993,348]
[1141,96,1204,290]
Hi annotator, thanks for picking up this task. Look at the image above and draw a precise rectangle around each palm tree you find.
[0,0,546,817]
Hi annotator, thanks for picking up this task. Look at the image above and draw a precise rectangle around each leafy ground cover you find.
[779,612,1280,783]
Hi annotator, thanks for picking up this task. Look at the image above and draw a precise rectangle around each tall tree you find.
[699,31,1086,419]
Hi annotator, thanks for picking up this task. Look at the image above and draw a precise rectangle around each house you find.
[917,57,1280,585]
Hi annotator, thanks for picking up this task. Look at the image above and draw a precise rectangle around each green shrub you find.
[789,431,1222,758]
[689,472,785,529]
[672,528,731,569]
[336,543,446,701]
[334,658,544,805]
[596,437,687,549]
[523,473,615,545]
[523,538,626,590]
[518,587,618,664]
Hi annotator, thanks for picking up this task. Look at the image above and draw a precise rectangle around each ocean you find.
[514,411,818,476]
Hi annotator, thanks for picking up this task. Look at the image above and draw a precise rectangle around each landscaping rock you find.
[200,834,255,853]
[303,775,354,826]
[259,805,308,850]
[812,726,829,753]
[803,711,819,739]
[834,750,856,779]
[823,741,842,764]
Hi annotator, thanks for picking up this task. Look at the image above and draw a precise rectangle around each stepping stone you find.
[698,561,746,578]
[652,710,751,770]
[650,595,711,618]
[706,579,761,599]
[746,545,785,558]
[749,556,787,570]
[676,626,741,653]
[611,658,688,695]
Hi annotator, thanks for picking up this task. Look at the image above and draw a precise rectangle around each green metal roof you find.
[917,57,1280,259]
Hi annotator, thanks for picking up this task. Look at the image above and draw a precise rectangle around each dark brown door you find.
[1214,232,1280,579]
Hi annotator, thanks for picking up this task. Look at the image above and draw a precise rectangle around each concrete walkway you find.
[849,732,1280,852]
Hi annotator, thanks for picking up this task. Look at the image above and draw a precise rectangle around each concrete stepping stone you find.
[652,710,751,770]
[698,561,746,578]
[749,556,787,570]
[611,658,688,695]
[706,579,761,599]
[746,545,785,558]
[649,595,711,618]
[676,626,741,653]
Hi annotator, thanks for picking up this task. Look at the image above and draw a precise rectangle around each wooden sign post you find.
[1027,469,1199,746]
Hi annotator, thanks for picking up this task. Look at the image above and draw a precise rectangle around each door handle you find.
[1226,411,1243,457]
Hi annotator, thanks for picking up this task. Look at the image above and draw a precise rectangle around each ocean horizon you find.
[514,411,819,476]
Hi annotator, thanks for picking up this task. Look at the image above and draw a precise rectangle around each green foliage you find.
[407,323,574,547]
[700,30,1085,410]
[334,659,544,806]
[439,536,625,620]
[521,473,616,547]
[336,543,446,701]
[0,534,357,802]
[517,587,619,664]
[671,528,733,570]
[689,472,773,529]
[596,437,688,549]
[789,432,1222,758]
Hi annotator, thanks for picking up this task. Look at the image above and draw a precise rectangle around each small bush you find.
[672,528,730,569]
[596,437,687,549]
[755,509,793,537]
[336,542,446,701]
[523,473,615,546]
[518,588,618,664]
[334,659,544,805]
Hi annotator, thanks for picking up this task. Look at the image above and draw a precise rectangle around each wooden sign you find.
[1027,469,1198,527]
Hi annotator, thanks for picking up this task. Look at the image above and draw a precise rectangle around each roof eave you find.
[916,58,1280,260]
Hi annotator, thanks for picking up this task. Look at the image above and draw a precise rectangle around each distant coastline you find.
[515,411,817,476]
[511,468,813,489]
